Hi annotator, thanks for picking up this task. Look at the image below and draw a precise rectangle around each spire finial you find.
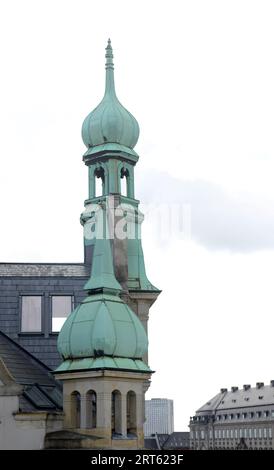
[105,38,114,70]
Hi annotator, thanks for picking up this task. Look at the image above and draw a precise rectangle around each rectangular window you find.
[195,431,198,439]
[271,410,274,418]
[244,428,247,438]
[214,430,217,439]
[264,428,267,438]
[239,429,243,438]
[249,428,252,438]
[219,430,221,439]
[258,428,262,439]
[222,429,225,439]
[226,429,229,439]
[51,296,73,332]
[269,428,272,439]
[209,430,212,439]
[21,296,42,332]
[254,428,257,439]
[235,429,238,439]
[201,430,205,439]
[230,429,233,439]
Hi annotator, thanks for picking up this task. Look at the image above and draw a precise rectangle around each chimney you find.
[256,382,264,389]
[231,386,238,392]
[243,384,251,391]
[270,380,274,387]
[220,388,227,393]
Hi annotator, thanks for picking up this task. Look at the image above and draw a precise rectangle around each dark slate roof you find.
[0,330,62,412]
[144,437,160,450]
[162,432,190,449]
[0,263,89,277]
[146,433,190,450]
[156,433,169,448]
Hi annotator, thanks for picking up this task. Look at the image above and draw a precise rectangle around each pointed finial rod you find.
[105,38,114,70]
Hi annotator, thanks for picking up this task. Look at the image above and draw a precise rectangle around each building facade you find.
[0,330,63,450]
[144,399,174,436]
[190,382,274,450]
[0,263,88,369]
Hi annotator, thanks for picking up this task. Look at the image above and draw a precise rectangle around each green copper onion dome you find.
[57,294,148,360]
[56,227,148,368]
[82,39,140,151]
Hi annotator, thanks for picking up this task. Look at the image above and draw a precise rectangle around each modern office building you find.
[190,381,274,450]
[144,399,174,436]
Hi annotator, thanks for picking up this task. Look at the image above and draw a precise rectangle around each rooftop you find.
[0,330,62,412]
[196,382,274,413]
[0,263,89,277]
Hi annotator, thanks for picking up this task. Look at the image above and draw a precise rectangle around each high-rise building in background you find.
[144,399,174,436]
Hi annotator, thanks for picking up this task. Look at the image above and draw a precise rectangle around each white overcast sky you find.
[1,0,274,431]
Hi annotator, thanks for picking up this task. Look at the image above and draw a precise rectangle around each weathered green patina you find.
[82,39,139,151]
[56,222,150,373]
[81,40,160,293]
[56,40,159,375]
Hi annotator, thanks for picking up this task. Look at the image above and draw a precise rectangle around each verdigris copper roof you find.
[0,330,62,412]
[0,263,89,277]
[56,222,150,374]
[82,39,139,156]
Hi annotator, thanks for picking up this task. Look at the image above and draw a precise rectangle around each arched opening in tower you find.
[127,390,137,436]
[95,167,105,197]
[86,390,97,428]
[111,389,122,436]
[120,167,129,197]
[70,391,81,428]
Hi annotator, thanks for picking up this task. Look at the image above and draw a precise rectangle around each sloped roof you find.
[146,433,190,450]
[196,391,227,413]
[0,331,62,412]
[157,433,169,448]
[197,384,274,413]
[162,432,190,449]
[0,263,89,277]
[144,437,160,449]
